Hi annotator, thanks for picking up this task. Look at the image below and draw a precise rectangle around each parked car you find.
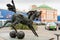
[45,22,57,30]
[41,22,47,25]
[33,20,41,25]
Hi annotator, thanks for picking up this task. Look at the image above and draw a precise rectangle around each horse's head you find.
[27,10,42,20]
[35,11,42,18]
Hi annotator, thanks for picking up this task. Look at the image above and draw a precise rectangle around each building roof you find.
[38,5,53,10]
[32,4,56,10]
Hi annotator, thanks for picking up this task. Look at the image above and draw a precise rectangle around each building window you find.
[46,10,53,20]
[44,15,46,19]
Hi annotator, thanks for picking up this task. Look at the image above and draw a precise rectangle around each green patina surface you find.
[32,4,54,10]
[38,5,53,10]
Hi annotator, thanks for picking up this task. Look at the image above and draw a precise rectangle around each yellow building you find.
[31,5,57,23]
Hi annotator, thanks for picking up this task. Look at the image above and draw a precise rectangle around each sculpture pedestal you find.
[55,34,60,40]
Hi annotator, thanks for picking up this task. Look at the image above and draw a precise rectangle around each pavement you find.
[0,25,60,40]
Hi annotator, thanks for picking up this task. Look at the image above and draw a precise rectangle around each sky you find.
[0,0,60,15]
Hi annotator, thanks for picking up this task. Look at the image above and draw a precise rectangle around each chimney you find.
[32,5,37,9]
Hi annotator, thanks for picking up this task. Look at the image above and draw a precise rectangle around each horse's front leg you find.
[0,20,12,28]
[11,20,18,33]
[27,23,38,37]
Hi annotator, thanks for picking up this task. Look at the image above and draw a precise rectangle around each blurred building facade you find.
[31,5,57,23]
[0,9,14,27]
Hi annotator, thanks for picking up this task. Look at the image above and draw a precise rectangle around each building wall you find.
[57,16,60,21]
[39,8,57,22]
[31,5,57,22]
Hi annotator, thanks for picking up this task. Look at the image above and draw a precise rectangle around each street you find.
[0,25,60,40]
